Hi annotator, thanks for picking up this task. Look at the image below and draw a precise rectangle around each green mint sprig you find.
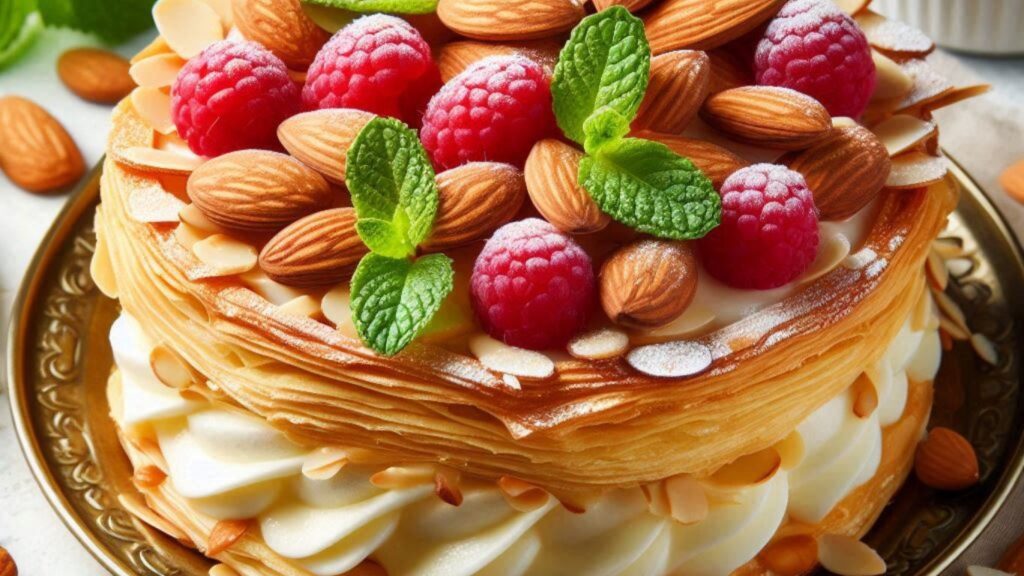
[0,0,42,70]
[551,6,721,240]
[39,0,157,42]
[300,0,437,15]
[346,117,454,356]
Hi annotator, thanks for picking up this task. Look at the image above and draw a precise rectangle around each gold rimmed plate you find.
[6,158,1024,575]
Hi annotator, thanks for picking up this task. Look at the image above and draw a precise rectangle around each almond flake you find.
[872,115,937,157]
[322,285,357,339]
[946,257,973,278]
[926,249,950,291]
[871,50,914,102]
[128,185,185,223]
[153,0,225,59]
[939,315,970,341]
[278,295,322,319]
[1000,159,1024,205]
[90,224,119,298]
[115,146,204,176]
[856,11,934,59]
[502,374,522,391]
[192,234,257,276]
[887,152,947,189]
[370,465,436,489]
[800,230,851,284]
[497,476,551,512]
[133,465,168,489]
[150,344,196,389]
[896,59,954,114]
[240,270,304,306]
[852,374,879,418]
[932,289,969,334]
[627,340,712,378]
[663,476,708,524]
[209,565,241,576]
[819,534,886,576]
[568,328,630,360]
[469,335,555,379]
[971,333,998,366]
[434,469,463,506]
[207,519,249,556]
[932,238,967,259]
[302,447,349,480]
[709,448,781,487]
[179,203,225,234]
[130,53,186,88]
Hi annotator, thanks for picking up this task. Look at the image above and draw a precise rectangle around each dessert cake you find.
[92,0,992,574]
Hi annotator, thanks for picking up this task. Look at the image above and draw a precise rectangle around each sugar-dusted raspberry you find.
[754,0,876,118]
[471,219,596,350]
[420,55,556,170]
[699,164,819,290]
[302,15,441,125]
[171,40,299,157]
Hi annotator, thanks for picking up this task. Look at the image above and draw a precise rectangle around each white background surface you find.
[0,24,1021,576]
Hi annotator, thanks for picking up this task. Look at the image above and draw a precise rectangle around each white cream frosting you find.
[112,308,941,576]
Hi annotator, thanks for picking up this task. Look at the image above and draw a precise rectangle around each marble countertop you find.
[0,28,1022,576]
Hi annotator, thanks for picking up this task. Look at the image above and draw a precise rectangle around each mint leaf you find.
[351,253,455,356]
[356,217,414,259]
[552,6,650,145]
[0,3,42,70]
[39,0,156,42]
[301,0,437,15]
[582,106,630,154]
[347,117,438,251]
[580,138,721,240]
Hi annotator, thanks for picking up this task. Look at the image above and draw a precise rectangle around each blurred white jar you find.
[871,0,1024,55]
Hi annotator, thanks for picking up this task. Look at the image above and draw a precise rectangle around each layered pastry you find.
[93,0,992,574]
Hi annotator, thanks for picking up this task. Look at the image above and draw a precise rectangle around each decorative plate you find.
[7,158,1024,576]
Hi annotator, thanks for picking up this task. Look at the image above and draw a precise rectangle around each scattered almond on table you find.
[0,95,85,194]
[999,159,1024,205]
[0,544,16,576]
[914,426,980,491]
[57,47,136,104]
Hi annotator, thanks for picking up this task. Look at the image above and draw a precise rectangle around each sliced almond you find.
[915,427,980,491]
[130,87,175,135]
[921,84,991,114]
[469,335,555,380]
[709,448,782,487]
[114,146,204,176]
[855,11,934,60]
[201,0,233,27]
[57,47,135,104]
[150,344,196,389]
[209,565,242,576]
[568,328,630,360]
[497,476,551,512]
[302,447,349,480]
[1000,160,1024,204]
[424,162,527,252]
[132,36,174,65]
[278,108,375,184]
[871,50,914,103]
[436,0,585,42]
[636,50,710,134]
[932,288,969,334]
[886,152,947,189]
[819,535,886,576]
[800,231,851,284]
[192,234,258,276]
[601,240,699,328]
[133,465,168,489]
[259,208,367,287]
[130,53,187,89]
[872,115,937,157]
[627,340,713,378]
[852,373,879,418]
[278,295,322,319]
[971,333,999,366]
[637,130,748,188]
[644,0,786,54]
[153,0,225,59]
[896,59,954,114]
[437,39,561,82]
[525,139,609,234]
[926,249,950,291]
[91,220,119,298]
[663,476,708,524]
[759,534,819,576]
[434,469,463,506]
[322,285,357,338]
[128,185,186,224]
[939,315,970,342]
[370,465,436,489]
[207,519,249,556]
[702,86,833,150]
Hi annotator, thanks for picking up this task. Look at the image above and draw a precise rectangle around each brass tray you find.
[6,159,1024,576]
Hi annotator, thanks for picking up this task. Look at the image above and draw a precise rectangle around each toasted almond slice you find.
[926,248,950,291]
[240,270,303,305]
[852,373,879,418]
[130,53,187,88]
[896,59,954,114]
[192,234,257,276]
[922,84,991,114]
[939,315,970,341]
[150,344,196,389]
[886,152,947,189]
[370,465,436,489]
[179,203,225,234]
[115,146,204,176]
[118,493,188,541]
[856,11,934,59]
[153,0,225,59]
[932,288,969,334]
[871,50,914,103]
[760,534,819,576]
[774,431,805,470]
[91,217,119,298]
[946,257,973,278]
[568,328,630,360]
[626,340,713,378]
[819,535,886,576]
[932,238,967,259]
[498,476,551,512]
[710,448,782,487]
[132,36,174,64]
[278,295,322,319]
[131,87,175,134]
[502,374,522,391]
[133,465,168,489]
[971,333,999,366]
[872,115,937,157]
[322,285,357,339]
[1000,159,1024,204]
[800,230,851,283]
[663,476,708,524]
[207,519,249,556]
[434,469,463,506]
[128,185,186,223]
[209,565,241,576]
[302,447,349,480]
[469,335,555,379]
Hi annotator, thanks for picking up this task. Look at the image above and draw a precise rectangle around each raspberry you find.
[471,219,596,350]
[754,0,876,118]
[302,15,441,125]
[171,40,299,157]
[699,164,819,290]
[420,55,556,170]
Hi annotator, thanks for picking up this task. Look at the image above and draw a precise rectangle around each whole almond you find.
[600,239,699,329]
[436,0,585,42]
[914,427,980,491]
[593,0,655,10]
[635,50,710,134]
[0,545,15,576]
[707,48,753,94]
[278,108,375,184]
[187,150,333,233]
[207,519,249,556]
[702,86,833,150]
[438,40,561,82]
[636,130,748,188]
[260,208,368,287]
[644,0,787,54]
[57,48,135,104]
[231,0,329,69]
[783,124,891,220]
[0,96,85,194]
[423,162,526,252]
[525,139,609,235]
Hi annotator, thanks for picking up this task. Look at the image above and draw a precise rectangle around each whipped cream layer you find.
[111,307,940,576]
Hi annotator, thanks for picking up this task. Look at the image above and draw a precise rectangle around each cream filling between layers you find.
[111,306,941,576]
